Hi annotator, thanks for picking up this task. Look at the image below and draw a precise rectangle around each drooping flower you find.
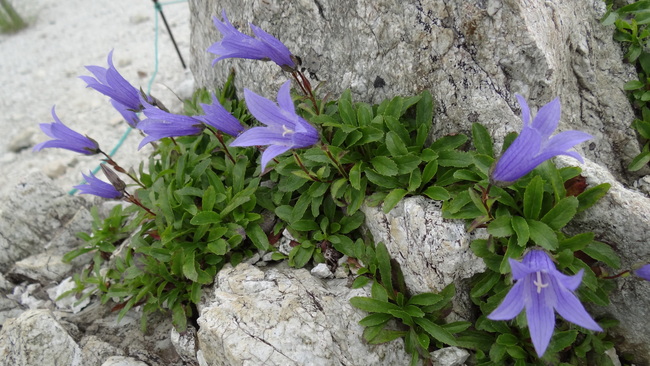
[137,98,205,149]
[80,50,148,127]
[194,94,245,137]
[635,264,650,281]
[33,106,100,155]
[73,170,124,199]
[230,81,319,170]
[208,10,296,69]
[488,250,602,357]
[490,95,592,185]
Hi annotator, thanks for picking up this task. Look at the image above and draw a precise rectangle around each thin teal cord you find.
[68,0,187,195]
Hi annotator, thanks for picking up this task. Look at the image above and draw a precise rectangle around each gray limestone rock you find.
[431,346,470,366]
[79,335,126,366]
[101,356,150,366]
[0,172,89,272]
[556,156,650,363]
[363,196,487,294]
[189,0,642,182]
[197,262,412,366]
[0,309,83,366]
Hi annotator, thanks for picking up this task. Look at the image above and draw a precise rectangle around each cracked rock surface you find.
[197,262,412,366]
[189,0,644,183]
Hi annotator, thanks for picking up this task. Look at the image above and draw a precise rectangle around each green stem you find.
[321,144,348,179]
[209,129,236,164]
[293,151,320,181]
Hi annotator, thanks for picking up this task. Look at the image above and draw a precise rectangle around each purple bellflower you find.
[635,264,650,281]
[488,250,602,357]
[137,98,205,149]
[208,10,296,69]
[491,95,592,184]
[230,81,319,170]
[194,94,245,137]
[73,170,124,199]
[34,106,100,155]
[80,50,148,127]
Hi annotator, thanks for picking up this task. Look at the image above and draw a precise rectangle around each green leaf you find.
[359,313,393,327]
[349,297,401,313]
[438,150,473,167]
[582,241,621,268]
[527,219,558,250]
[247,224,270,251]
[368,329,407,345]
[190,211,221,225]
[349,162,362,190]
[339,211,365,234]
[472,123,494,157]
[496,333,518,346]
[506,345,527,359]
[371,280,389,302]
[628,151,650,171]
[413,317,457,346]
[624,80,645,90]
[535,160,566,202]
[338,89,356,126]
[386,131,409,156]
[182,250,198,282]
[288,245,314,268]
[511,216,529,247]
[376,242,394,296]
[541,196,578,230]
[470,270,501,298]
[383,188,408,213]
[523,176,545,220]
[415,90,433,148]
[431,134,468,151]
[407,293,443,306]
[352,276,371,289]
[487,216,513,237]
[421,160,439,185]
[576,183,610,213]
[371,156,399,176]
[559,232,594,251]
[422,186,451,201]
[546,330,578,354]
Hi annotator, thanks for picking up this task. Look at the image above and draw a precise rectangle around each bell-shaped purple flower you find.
[491,95,592,184]
[74,170,124,199]
[635,264,650,281]
[208,10,296,69]
[137,98,205,149]
[33,106,100,155]
[230,81,319,170]
[194,94,245,137]
[488,249,602,357]
[80,50,148,127]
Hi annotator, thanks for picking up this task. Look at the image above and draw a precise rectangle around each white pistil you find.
[533,271,549,294]
[282,125,293,137]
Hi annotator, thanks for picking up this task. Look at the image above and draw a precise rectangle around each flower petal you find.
[229,127,291,147]
[531,97,561,139]
[526,281,556,357]
[542,130,592,154]
[487,280,526,321]
[552,278,602,332]
[260,145,291,170]
[491,126,542,182]
[516,94,531,127]
[244,88,292,129]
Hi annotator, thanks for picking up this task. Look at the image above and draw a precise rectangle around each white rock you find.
[310,262,333,279]
[47,277,91,313]
[197,263,412,366]
[170,325,199,365]
[0,309,83,366]
[363,196,487,294]
[431,346,470,366]
[101,356,149,366]
[79,335,125,366]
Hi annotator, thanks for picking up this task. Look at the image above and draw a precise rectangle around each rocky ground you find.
[0,0,193,198]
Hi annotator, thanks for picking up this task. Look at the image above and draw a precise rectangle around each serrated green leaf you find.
[190,211,221,225]
[431,134,468,151]
[582,241,621,268]
[472,123,494,157]
[371,280,389,302]
[546,330,578,354]
[376,242,394,296]
[535,160,566,202]
[471,270,501,298]
[527,219,558,250]
[386,131,409,156]
[349,162,362,190]
[352,276,371,289]
[423,186,450,201]
[349,297,401,313]
[438,150,473,167]
[523,176,545,220]
[511,216,529,247]
[371,156,399,176]
[339,211,365,234]
[247,224,270,251]
[288,245,314,268]
[359,312,393,327]
[487,216,513,237]
[628,151,650,171]
[383,188,408,213]
[624,80,645,90]
[541,196,579,230]
[577,183,610,213]
[414,317,457,346]
[182,250,198,282]
[408,292,444,306]
[559,232,594,251]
